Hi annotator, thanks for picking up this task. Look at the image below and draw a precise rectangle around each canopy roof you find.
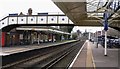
[53,0,120,30]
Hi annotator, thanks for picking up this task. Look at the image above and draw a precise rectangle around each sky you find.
[0,0,103,33]
[0,0,62,19]
[72,26,103,33]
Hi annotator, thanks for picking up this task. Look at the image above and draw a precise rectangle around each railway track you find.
[2,41,85,69]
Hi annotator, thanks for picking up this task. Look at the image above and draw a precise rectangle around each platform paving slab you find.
[91,42,119,69]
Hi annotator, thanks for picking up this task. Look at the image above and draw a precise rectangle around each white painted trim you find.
[68,40,87,69]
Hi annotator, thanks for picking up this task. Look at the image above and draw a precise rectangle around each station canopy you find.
[53,0,120,31]
[16,26,70,35]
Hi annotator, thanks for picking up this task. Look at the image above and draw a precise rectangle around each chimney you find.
[28,8,32,15]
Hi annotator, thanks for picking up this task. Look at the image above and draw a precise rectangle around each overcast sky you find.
[0,0,62,19]
[0,0,103,33]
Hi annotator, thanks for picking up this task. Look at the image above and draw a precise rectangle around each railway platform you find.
[1,40,119,69]
[0,40,77,56]
[70,40,119,69]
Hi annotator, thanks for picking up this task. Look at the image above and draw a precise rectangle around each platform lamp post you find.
[96,30,98,48]
[88,29,91,41]
[103,11,109,56]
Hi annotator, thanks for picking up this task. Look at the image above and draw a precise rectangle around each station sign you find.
[103,12,108,31]
[104,20,108,31]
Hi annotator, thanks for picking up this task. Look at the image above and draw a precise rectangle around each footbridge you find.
[0,14,74,31]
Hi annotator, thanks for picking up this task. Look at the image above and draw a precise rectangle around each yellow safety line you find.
[86,41,96,69]
[91,43,96,69]
[86,42,93,67]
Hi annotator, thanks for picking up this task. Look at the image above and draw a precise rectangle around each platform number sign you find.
[103,11,108,31]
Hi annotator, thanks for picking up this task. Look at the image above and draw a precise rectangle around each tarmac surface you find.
[70,40,119,69]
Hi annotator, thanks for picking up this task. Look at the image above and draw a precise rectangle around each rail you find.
[2,40,78,68]
[2,41,85,69]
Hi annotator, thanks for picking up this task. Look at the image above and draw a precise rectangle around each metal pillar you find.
[89,32,91,40]
[37,33,40,45]
[31,34,34,44]
[103,10,108,56]
[104,31,107,56]
[96,31,98,48]
[52,34,54,42]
